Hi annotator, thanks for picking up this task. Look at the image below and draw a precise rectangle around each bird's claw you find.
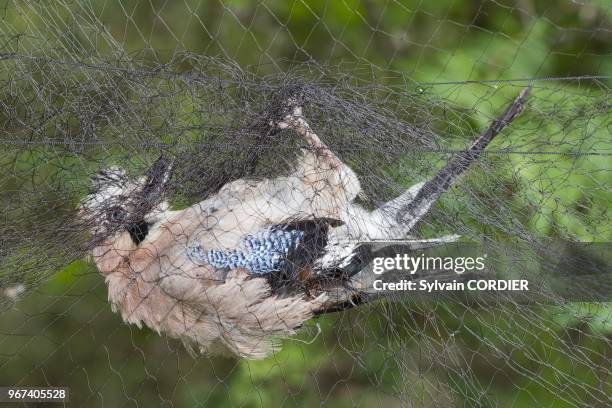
[271,97,305,130]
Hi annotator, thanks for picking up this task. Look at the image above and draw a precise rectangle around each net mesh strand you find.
[0,1,610,407]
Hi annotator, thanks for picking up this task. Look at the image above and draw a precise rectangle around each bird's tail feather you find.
[314,87,532,315]
[316,86,532,276]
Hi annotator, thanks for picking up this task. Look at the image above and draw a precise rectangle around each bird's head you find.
[78,156,174,246]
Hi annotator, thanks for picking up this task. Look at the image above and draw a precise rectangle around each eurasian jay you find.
[78,88,530,359]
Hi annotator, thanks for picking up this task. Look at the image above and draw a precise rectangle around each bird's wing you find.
[186,217,341,294]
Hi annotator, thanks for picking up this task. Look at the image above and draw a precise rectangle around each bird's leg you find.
[270,98,363,224]
[275,100,343,169]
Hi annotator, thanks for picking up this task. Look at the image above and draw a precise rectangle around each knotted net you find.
[0,1,610,406]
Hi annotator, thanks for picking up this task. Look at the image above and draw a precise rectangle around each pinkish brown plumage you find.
[79,89,530,359]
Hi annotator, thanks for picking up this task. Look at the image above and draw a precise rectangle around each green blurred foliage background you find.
[0,0,610,407]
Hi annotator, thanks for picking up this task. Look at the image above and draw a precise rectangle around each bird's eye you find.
[106,206,126,223]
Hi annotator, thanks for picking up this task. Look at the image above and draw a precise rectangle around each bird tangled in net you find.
[77,88,530,359]
[0,2,609,405]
